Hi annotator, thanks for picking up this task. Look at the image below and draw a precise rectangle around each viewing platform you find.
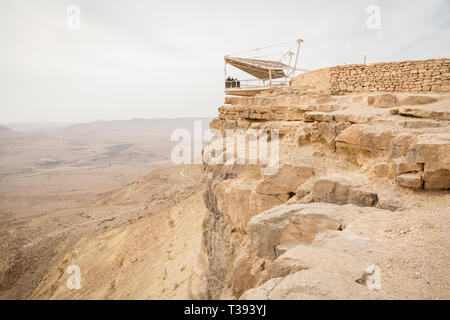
[224,39,307,97]
[224,78,289,96]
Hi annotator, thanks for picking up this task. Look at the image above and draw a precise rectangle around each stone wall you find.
[291,58,450,94]
[290,68,331,91]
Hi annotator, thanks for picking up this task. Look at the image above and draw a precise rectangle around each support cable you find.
[302,41,347,65]
[227,40,296,57]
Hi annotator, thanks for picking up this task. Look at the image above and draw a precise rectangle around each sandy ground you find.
[0,119,207,299]
[0,118,449,299]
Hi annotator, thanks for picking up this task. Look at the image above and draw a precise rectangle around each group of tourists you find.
[225,76,240,88]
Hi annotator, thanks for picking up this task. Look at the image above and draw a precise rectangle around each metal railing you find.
[225,78,290,90]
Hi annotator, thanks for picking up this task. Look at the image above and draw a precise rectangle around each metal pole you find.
[286,51,294,83]
[364,55,367,66]
[287,51,294,71]
[290,39,303,77]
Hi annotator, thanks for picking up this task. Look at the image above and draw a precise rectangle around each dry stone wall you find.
[289,68,331,92]
[291,58,450,94]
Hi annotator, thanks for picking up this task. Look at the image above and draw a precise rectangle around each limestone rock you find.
[396,173,423,189]
[257,257,309,285]
[214,179,283,230]
[368,94,397,108]
[255,164,314,198]
[258,245,371,286]
[398,107,450,121]
[372,163,389,177]
[336,124,396,154]
[398,96,438,106]
[304,112,334,122]
[241,269,387,300]
[239,277,282,300]
[388,134,416,159]
[310,179,378,207]
[333,112,372,124]
[247,203,346,260]
[393,157,422,175]
[406,133,450,189]
[423,163,450,190]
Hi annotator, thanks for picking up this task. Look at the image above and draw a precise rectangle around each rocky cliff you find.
[190,60,450,299]
[27,60,450,300]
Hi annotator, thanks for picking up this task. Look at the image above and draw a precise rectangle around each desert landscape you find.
[1,59,449,300]
[1,1,449,304]
[0,118,209,299]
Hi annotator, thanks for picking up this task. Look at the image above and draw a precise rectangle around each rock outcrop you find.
[192,59,450,300]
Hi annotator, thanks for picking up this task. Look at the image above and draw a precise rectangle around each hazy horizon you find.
[0,117,214,134]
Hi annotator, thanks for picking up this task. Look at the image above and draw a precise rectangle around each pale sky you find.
[1,0,449,123]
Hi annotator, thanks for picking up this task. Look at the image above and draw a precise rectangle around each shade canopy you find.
[225,56,287,80]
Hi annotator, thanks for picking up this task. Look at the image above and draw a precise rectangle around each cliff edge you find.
[191,58,450,299]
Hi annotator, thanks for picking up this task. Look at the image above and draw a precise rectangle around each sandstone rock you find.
[260,245,371,285]
[310,179,378,207]
[398,95,438,106]
[396,173,423,189]
[294,122,338,149]
[205,59,450,301]
[295,125,312,146]
[241,269,387,300]
[219,163,262,181]
[368,94,397,108]
[398,107,450,121]
[200,209,256,299]
[247,203,346,260]
[376,193,405,211]
[304,112,334,122]
[372,163,389,177]
[423,163,450,190]
[255,164,314,198]
[388,134,416,159]
[406,133,450,164]
[214,179,283,230]
[257,256,308,285]
[390,108,399,115]
[314,104,340,112]
[285,112,304,121]
[405,133,450,189]
[336,124,396,154]
[295,179,315,199]
[333,112,372,124]
[393,157,422,175]
[239,277,282,300]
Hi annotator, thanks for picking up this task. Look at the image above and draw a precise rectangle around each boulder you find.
[255,164,314,198]
[310,179,378,207]
[372,163,389,177]
[423,163,450,190]
[258,245,371,286]
[398,107,450,121]
[333,112,372,124]
[247,203,347,260]
[368,94,397,108]
[396,173,423,189]
[397,96,438,106]
[241,269,387,300]
[393,157,422,175]
[214,179,283,230]
[336,124,396,154]
[406,133,450,189]
[388,134,416,159]
[304,112,335,122]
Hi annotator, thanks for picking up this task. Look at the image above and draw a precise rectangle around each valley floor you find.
[1,163,449,299]
[0,165,204,299]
